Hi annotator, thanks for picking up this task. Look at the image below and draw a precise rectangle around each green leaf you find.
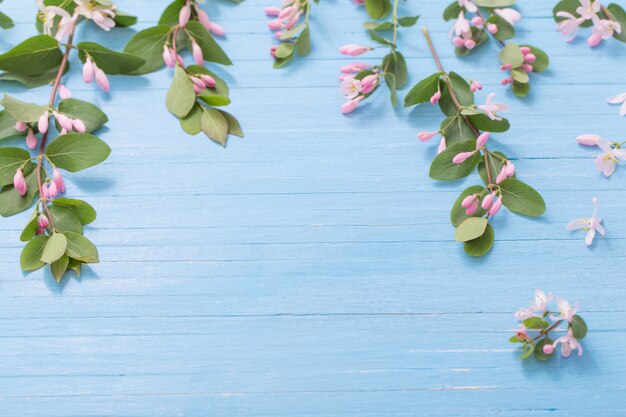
[0,63,69,88]
[440,115,475,146]
[403,73,440,107]
[498,42,524,68]
[365,0,392,19]
[180,103,203,135]
[520,45,549,72]
[478,151,509,185]
[280,23,304,40]
[474,0,516,6]
[499,178,546,217]
[608,4,626,42]
[166,65,196,118]
[398,15,419,27]
[571,315,588,339]
[509,335,523,343]
[535,338,555,361]
[113,11,137,27]
[20,235,49,271]
[48,204,82,234]
[275,43,295,59]
[382,52,407,88]
[450,185,486,227]
[159,0,185,26]
[429,140,478,180]
[217,110,244,138]
[369,30,395,47]
[20,214,38,242]
[201,108,229,145]
[0,11,14,29]
[511,68,529,83]
[0,165,39,217]
[486,14,515,41]
[123,25,172,75]
[64,231,99,263]
[296,26,311,56]
[41,232,67,264]
[0,35,63,76]
[273,53,294,69]
[520,343,535,359]
[67,257,82,277]
[513,81,531,97]
[467,113,510,133]
[57,99,108,133]
[0,110,20,141]
[0,147,32,186]
[77,42,145,75]
[51,254,69,282]
[45,133,111,173]
[0,95,48,123]
[454,217,488,242]
[439,72,474,116]
[385,72,397,107]
[523,317,549,329]
[464,223,494,256]
[363,21,394,31]
[443,2,462,21]
[185,21,232,66]
[52,198,97,225]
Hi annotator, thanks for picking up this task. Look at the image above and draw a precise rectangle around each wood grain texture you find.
[1,0,625,415]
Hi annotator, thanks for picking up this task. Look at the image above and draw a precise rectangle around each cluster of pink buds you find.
[338,71,379,114]
[14,120,39,150]
[469,79,482,92]
[450,0,521,50]
[512,290,587,360]
[500,46,535,85]
[555,0,622,47]
[266,0,303,37]
[179,0,225,35]
[82,57,110,92]
[461,187,502,216]
[14,107,85,149]
[190,73,217,94]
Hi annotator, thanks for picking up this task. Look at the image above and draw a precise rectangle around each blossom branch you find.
[554,0,626,48]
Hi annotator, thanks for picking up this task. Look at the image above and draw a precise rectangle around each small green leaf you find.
[403,73,440,107]
[0,11,14,29]
[201,108,229,146]
[41,232,67,264]
[365,0,392,19]
[159,0,186,25]
[275,43,295,59]
[440,115,475,146]
[64,231,99,263]
[166,65,196,118]
[571,315,588,339]
[77,42,145,75]
[429,140,478,180]
[123,25,172,75]
[0,63,69,88]
[0,35,63,76]
[0,95,48,123]
[467,114,510,133]
[454,217,488,242]
[67,257,83,276]
[48,204,82,234]
[443,2,462,21]
[185,21,232,65]
[385,72,397,107]
[0,165,39,217]
[511,68,529,83]
[296,26,311,56]
[0,110,20,141]
[477,151,509,186]
[439,72,474,116]
[513,81,531,97]
[499,178,546,217]
[113,11,137,27]
[369,30,395,47]
[51,254,69,282]
[20,215,38,242]
[363,21,394,31]
[45,133,111,173]
[464,223,494,257]
[523,317,549,329]
[58,99,108,133]
[180,103,203,135]
[398,15,419,27]
[216,110,244,138]
[498,42,524,68]
[520,342,535,359]
[20,235,49,271]
[51,198,97,225]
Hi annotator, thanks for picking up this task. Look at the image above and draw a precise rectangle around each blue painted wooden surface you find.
[1,0,626,415]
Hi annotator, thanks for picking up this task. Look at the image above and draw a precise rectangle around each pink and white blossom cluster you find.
[555,0,623,47]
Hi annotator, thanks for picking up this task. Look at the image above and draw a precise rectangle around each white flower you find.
[530,289,553,313]
[607,92,626,116]
[556,11,585,40]
[550,297,579,323]
[592,18,622,40]
[576,0,601,20]
[340,77,362,100]
[477,93,509,121]
[494,8,522,26]
[74,0,117,31]
[37,0,73,39]
[552,328,583,357]
[458,0,477,13]
[594,138,626,177]
[567,197,605,246]
[450,11,471,38]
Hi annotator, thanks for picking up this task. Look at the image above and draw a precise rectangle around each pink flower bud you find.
[496,168,507,184]
[53,111,73,132]
[194,5,211,29]
[208,22,226,36]
[465,200,479,216]
[339,44,371,56]
[341,97,363,114]
[340,62,370,73]
[200,74,216,88]
[60,128,67,136]
[83,58,95,83]
[500,64,512,70]
[191,76,206,90]
[429,91,442,104]
[72,118,87,133]
[504,161,515,177]
[38,111,49,134]
[13,169,27,196]
[274,31,283,39]
[193,84,202,94]
[501,77,513,85]
[521,64,533,73]
[470,80,482,92]
[265,6,281,16]
[471,16,484,26]
[417,131,438,142]
[361,74,378,94]
[41,183,49,199]
[487,23,498,34]
[268,19,283,31]
[437,136,447,154]
[476,132,490,149]
[270,46,277,58]
[576,134,601,146]
[59,84,72,100]
[95,67,110,93]
[163,45,176,68]
[520,46,531,55]
[47,180,58,198]
[37,214,50,229]
[26,129,37,150]
[481,192,496,210]
[524,53,536,63]
[36,227,45,235]
[285,12,301,29]
[191,41,204,66]
[464,39,476,49]
[461,194,477,209]
[489,197,502,215]
[53,168,65,194]
[15,121,27,132]
[278,6,294,19]
[542,344,555,355]
[452,36,464,47]
[179,3,191,27]
[452,151,475,164]
[176,54,185,66]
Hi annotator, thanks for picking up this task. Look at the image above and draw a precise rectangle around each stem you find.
[473,8,505,48]
[392,0,399,44]
[304,0,311,24]
[533,320,563,341]
[601,5,616,21]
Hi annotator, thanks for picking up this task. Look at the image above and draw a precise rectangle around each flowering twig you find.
[338,0,419,113]
[512,290,588,360]
[554,0,626,47]
[266,0,315,67]
[444,0,549,97]
[124,0,243,146]
[402,27,546,257]
[0,0,143,282]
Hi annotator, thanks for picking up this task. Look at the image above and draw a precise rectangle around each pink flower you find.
[340,77,362,99]
[194,4,211,29]
[514,307,534,321]
[476,132,490,148]
[488,197,502,215]
[551,297,579,323]
[179,2,191,27]
[207,22,226,36]
[587,30,603,47]
[481,192,496,209]
[494,8,522,26]
[477,93,509,121]
[591,18,622,44]
[41,183,49,199]
[53,111,73,132]
[95,66,110,93]
[515,324,528,340]
[531,289,553,313]
[361,74,378,94]
[552,328,583,357]
[461,193,477,209]
[285,12,302,30]
[26,129,37,150]
[452,151,475,164]
[268,19,283,31]
[72,118,87,133]
[265,6,281,16]
[594,138,626,177]
[53,168,65,193]
[163,45,176,68]
[37,214,50,229]
[607,92,626,117]
[576,133,601,146]
[417,131,438,142]
[430,91,442,104]
[542,344,555,355]
[450,11,471,37]
[340,62,371,73]
[47,180,58,198]
[438,136,447,154]
[38,111,49,134]
[15,121,27,132]
[191,41,204,65]
[59,84,72,100]
[556,11,585,41]
[341,97,363,114]
[13,169,27,196]
[567,197,605,245]
[200,74,216,88]
[83,57,95,83]
[339,44,371,56]
[576,0,600,20]
[457,0,477,14]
